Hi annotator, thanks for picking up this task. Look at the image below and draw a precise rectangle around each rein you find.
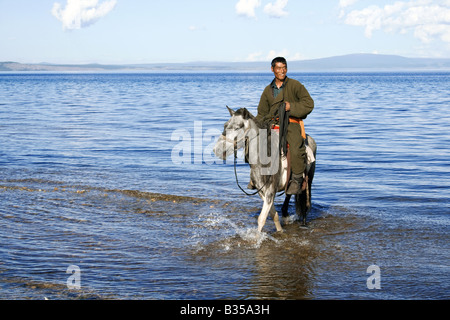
[220,124,269,196]
[233,146,270,196]
[228,125,284,197]
[222,126,269,196]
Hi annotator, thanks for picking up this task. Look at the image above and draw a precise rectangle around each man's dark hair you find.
[271,57,287,68]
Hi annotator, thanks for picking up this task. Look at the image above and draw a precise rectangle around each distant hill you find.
[0,61,127,72]
[2,54,450,72]
[287,54,450,71]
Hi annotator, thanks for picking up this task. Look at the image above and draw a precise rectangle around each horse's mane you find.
[234,108,267,129]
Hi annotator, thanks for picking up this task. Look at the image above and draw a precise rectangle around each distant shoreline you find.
[2,53,450,73]
[1,69,450,74]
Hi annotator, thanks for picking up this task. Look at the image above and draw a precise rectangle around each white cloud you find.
[338,0,359,17]
[235,0,261,18]
[342,0,450,43]
[339,0,359,9]
[245,49,304,62]
[52,0,117,30]
[264,0,289,18]
[267,49,304,61]
[189,25,206,32]
[245,52,264,61]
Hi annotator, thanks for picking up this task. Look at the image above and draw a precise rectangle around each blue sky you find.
[1,0,450,64]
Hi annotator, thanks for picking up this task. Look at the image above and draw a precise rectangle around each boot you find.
[286,173,304,195]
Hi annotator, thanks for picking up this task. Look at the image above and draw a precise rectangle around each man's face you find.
[271,62,287,82]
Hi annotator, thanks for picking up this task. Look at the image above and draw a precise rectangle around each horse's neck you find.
[247,115,265,131]
[246,119,280,170]
[247,117,261,132]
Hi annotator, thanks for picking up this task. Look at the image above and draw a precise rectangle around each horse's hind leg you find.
[295,193,307,226]
[281,194,291,218]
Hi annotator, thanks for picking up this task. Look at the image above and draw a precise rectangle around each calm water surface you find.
[0,72,449,300]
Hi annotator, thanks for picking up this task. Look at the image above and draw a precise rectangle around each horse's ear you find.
[226,105,235,116]
[242,108,250,119]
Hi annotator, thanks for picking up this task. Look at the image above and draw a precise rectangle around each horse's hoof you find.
[272,230,287,239]
[298,223,309,230]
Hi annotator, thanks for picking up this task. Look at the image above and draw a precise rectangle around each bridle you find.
[220,125,251,148]
[221,126,271,196]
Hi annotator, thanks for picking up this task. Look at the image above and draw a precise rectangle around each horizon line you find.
[3,53,450,66]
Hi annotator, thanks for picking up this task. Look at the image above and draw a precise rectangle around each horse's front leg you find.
[269,205,283,232]
[257,189,282,232]
[257,196,272,233]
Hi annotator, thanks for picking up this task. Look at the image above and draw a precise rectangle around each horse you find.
[213,106,317,233]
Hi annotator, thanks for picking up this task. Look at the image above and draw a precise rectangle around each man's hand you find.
[285,101,291,111]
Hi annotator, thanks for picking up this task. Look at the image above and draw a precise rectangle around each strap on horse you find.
[277,103,290,157]
[234,146,270,196]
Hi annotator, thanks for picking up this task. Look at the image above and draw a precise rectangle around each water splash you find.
[192,210,280,251]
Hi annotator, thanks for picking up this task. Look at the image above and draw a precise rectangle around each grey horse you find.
[213,107,316,232]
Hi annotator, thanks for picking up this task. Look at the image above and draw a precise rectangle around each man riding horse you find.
[254,57,314,195]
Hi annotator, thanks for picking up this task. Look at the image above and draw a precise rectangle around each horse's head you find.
[213,106,253,160]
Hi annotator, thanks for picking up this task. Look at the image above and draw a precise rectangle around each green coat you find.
[256,76,314,175]
[256,77,314,123]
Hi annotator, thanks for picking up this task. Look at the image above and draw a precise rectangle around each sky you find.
[1,0,450,64]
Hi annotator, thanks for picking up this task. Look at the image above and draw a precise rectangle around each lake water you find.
[0,72,448,300]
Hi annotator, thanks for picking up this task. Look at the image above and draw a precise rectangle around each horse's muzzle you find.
[213,135,234,160]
